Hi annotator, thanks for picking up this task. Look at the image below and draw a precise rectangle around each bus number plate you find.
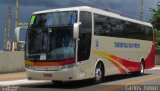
[40,54,46,60]
[44,74,52,77]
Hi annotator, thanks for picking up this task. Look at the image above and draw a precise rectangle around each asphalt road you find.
[1,68,160,91]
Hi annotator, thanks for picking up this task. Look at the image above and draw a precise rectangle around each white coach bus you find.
[25,6,155,84]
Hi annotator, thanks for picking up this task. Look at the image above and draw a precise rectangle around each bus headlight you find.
[25,65,33,70]
[62,63,76,69]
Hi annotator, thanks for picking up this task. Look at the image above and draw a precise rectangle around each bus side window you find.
[78,11,92,61]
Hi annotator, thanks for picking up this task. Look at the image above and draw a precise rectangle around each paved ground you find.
[0,72,26,81]
[0,66,160,91]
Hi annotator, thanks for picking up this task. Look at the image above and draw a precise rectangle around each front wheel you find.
[93,63,103,84]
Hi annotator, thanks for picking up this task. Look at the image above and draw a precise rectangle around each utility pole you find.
[16,0,28,27]
[8,7,11,43]
[140,0,143,21]
[16,0,19,28]
[14,0,28,51]
[4,18,7,50]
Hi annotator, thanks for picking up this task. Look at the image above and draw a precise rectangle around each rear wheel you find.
[132,61,144,75]
[139,61,144,75]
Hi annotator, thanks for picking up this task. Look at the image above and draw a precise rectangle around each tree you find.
[154,29,160,54]
[151,2,160,30]
[151,2,160,54]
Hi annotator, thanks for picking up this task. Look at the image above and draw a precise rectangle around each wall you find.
[0,51,24,73]
[156,55,160,65]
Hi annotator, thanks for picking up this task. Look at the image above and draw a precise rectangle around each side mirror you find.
[73,22,81,39]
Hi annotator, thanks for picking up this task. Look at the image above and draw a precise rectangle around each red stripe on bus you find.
[110,43,155,72]
[108,59,127,74]
[94,43,155,73]
[145,43,156,69]
[110,55,140,72]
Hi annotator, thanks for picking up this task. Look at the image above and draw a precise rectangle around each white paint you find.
[0,79,50,86]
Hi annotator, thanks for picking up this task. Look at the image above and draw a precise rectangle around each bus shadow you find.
[103,73,150,83]
[22,79,96,89]
[22,73,151,89]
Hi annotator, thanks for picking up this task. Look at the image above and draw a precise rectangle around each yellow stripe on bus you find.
[93,51,127,73]
[25,60,32,65]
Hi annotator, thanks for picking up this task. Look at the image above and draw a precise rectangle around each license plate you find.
[40,54,46,60]
[44,74,52,77]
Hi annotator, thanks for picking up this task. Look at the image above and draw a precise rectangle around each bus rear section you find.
[92,10,155,76]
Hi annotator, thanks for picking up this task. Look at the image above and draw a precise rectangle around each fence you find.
[156,55,160,65]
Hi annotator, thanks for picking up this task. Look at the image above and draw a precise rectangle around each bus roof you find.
[33,6,152,27]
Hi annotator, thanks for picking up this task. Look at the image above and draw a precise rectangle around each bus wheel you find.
[94,63,103,84]
[133,61,144,76]
[139,61,144,75]
[52,81,63,86]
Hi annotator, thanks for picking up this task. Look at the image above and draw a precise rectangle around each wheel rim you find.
[140,62,144,74]
[95,67,102,81]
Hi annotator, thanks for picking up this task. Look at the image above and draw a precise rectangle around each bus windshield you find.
[29,11,77,28]
[26,11,77,61]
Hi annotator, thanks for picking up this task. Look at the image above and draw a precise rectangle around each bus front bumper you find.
[25,67,79,81]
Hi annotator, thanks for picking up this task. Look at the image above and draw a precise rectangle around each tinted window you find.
[78,11,92,61]
[29,11,77,28]
[94,14,153,41]
[27,26,75,61]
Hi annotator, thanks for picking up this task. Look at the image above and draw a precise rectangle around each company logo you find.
[96,40,99,49]
[114,42,140,48]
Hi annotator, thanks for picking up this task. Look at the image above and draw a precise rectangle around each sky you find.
[0,0,159,50]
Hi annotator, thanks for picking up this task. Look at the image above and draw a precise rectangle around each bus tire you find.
[52,81,63,86]
[132,60,144,76]
[139,60,145,75]
[93,62,104,84]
